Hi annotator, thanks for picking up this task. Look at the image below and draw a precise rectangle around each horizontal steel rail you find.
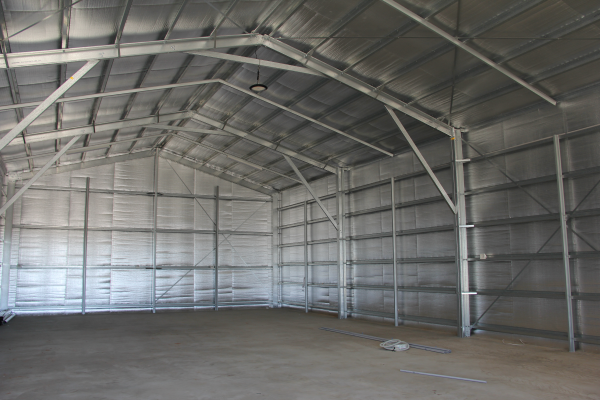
[9,265,272,270]
[16,185,270,202]
[280,282,600,301]
[473,323,600,346]
[12,224,272,236]
[12,301,270,313]
[0,34,261,68]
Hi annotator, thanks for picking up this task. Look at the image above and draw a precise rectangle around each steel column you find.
[304,200,309,313]
[151,151,159,313]
[214,186,220,311]
[391,177,398,326]
[277,192,282,307]
[337,167,347,318]
[452,129,470,337]
[0,181,15,310]
[0,60,99,152]
[82,177,90,314]
[553,135,576,352]
[271,192,279,307]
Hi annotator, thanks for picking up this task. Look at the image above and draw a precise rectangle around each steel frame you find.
[0,60,98,152]
[380,0,556,105]
[276,125,600,346]
[0,181,15,310]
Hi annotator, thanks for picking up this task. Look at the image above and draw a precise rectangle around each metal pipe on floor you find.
[1,181,15,310]
[82,177,90,315]
[400,370,487,384]
[553,135,576,352]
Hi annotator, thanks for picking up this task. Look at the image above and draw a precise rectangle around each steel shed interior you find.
[1,1,600,393]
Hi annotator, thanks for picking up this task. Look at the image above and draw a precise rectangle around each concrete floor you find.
[1,309,599,400]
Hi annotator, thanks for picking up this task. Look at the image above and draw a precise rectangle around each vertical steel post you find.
[277,192,282,307]
[391,177,398,326]
[337,167,346,319]
[452,129,470,337]
[1,181,15,310]
[214,186,219,311]
[304,200,308,313]
[553,135,576,352]
[151,151,158,313]
[82,177,90,315]
[271,193,278,307]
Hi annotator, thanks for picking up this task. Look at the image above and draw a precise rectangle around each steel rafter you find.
[411,7,600,113]
[83,0,134,160]
[377,0,546,96]
[195,0,457,176]
[0,60,99,153]
[380,0,556,105]
[0,2,32,170]
[6,111,191,148]
[55,0,73,162]
[261,35,453,135]
[0,34,261,68]
[105,0,191,156]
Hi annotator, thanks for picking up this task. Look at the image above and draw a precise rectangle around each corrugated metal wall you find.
[0,155,272,313]
[277,85,600,346]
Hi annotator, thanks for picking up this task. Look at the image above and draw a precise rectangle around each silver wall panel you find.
[156,269,194,304]
[109,269,152,305]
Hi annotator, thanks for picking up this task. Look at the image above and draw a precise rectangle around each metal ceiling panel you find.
[2,0,62,53]
[67,0,123,48]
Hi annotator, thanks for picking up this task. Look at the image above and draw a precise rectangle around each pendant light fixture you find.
[249,50,268,93]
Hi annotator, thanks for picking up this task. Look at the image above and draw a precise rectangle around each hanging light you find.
[250,51,268,92]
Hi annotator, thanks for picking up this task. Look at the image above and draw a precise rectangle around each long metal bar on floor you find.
[319,327,451,353]
[284,155,338,230]
[380,0,555,106]
[385,106,457,214]
[0,135,81,216]
[215,185,220,311]
[304,200,309,313]
[82,177,90,315]
[0,60,98,152]
[0,181,15,310]
[391,177,398,327]
[399,370,487,384]
[553,135,576,352]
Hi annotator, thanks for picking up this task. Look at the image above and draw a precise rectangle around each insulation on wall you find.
[0,156,272,313]
[277,85,600,344]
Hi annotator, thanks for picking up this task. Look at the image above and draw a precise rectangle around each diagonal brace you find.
[0,135,81,215]
[283,155,338,230]
[386,106,456,214]
[380,0,556,106]
[0,60,99,152]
